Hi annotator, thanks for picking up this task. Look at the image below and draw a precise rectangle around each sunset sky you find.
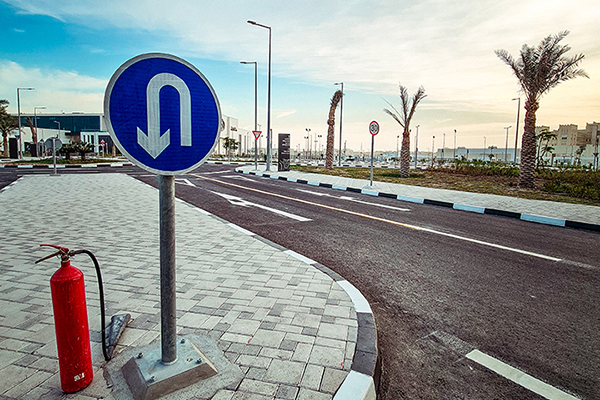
[1,0,598,153]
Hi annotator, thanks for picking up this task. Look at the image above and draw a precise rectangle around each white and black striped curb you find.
[169,196,379,400]
[0,160,248,169]
[236,168,600,233]
[0,162,135,169]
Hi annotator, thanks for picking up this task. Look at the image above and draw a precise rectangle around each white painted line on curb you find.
[332,185,347,190]
[284,249,316,265]
[466,350,579,400]
[308,181,320,186]
[333,370,376,400]
[454,203,485,214]
[520,214,566,227]
[337,280,373,314]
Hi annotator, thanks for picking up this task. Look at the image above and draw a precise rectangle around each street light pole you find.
[431,135,435,167]
[512,97,520,163]
[17,87,35,159]
[453,129,457,159]
[334,82,344,165]
[396,135,400,165]
[483,136,487,161]
[248,20,271,171]
[442,133,445,161]
[305,128,311,161]
[34,106,46,157]
[504,126,512,162]
[415,125,419,168]
[241,61,258,169]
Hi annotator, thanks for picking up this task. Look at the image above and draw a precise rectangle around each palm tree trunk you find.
[400,129,411,177]
[2,133,8,157]
[326,90,342,170]
[326,117,335,169]
[519,100,538,188]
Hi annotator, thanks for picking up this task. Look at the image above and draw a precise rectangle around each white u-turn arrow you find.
[137,73,192,158]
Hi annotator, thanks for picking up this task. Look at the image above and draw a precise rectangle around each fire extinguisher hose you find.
[71,249,109,362]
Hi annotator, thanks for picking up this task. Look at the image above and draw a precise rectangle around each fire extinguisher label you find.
[74,372,85,382]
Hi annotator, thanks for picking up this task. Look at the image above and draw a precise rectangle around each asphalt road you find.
[2,163,598,399]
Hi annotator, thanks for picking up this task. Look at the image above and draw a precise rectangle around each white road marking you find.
[193,175,565,263]
[466,350,579,400]
[211,191,311,222]
[174,178,196,187]
[296,188,410,212]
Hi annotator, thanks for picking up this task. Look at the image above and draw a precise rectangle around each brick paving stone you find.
[265,359,306,385]
[0,174,361,400]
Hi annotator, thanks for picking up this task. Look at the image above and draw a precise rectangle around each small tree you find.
[384,84,426,178]
[0,100,18,157]
[222,137,238,161]
[495,31,587,187]
[72,141,94,161]
[535,128,556,168]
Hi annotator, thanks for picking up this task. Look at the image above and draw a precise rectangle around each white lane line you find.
[419,228,562,262]
[296,188,410,212]
[466,350,579,400]
[175,178,196,187]
[211,191,312,222]
[194,175,563,263]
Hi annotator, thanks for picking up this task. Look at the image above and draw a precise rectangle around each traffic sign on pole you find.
[253,131,262,140]
[369,120,379,136]
[104,53,221,175]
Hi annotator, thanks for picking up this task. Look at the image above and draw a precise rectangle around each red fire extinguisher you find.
[36,245,93,393]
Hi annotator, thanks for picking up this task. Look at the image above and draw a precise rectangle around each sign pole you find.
[255,136,258,170]
[52,137,57,175]
[370,134,375,186]
[368,121,379,187]
[159,175,177,363]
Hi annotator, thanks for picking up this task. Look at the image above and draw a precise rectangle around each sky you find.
[1,0,599,154]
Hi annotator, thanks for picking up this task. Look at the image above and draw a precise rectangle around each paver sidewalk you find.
[236,165,600,229]
[0,174,376,400]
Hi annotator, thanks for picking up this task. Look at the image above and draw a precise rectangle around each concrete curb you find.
[0,162,134,168]
[236,168,600,234]
[165,187,379,399]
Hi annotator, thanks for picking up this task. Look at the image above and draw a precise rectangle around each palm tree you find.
[383,84,426,178]
[325,90,343,170]
[0,100,18,157]
[495,31,587,187]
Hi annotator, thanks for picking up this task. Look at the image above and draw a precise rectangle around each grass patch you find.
[291,165,600,206]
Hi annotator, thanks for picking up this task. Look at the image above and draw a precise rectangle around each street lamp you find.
[396,135,400,164]
[431,135,435,167]
[483,136,487,161]
[34,106,46,156]
[453,129,457,159]
[504,126,512,162]
[240,61,258,169]
[442,133,445,160]
[334,82,344,165]
[512,97,521,163]
[415,125,419,167]
[317,134,322,159]
[305,128,312,160]
[17,87,35,158]
[248,20,272,171]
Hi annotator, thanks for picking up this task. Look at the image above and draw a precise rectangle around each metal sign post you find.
[369,121,379,186]
[253,130,261,170]
[45,137,62,175]
[105,53,222,399]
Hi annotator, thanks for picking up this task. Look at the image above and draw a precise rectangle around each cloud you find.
[13,28,25,33]
[0,60,106,113]
[275,109,297,119]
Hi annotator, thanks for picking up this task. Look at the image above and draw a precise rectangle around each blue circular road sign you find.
[104,53,221,175]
